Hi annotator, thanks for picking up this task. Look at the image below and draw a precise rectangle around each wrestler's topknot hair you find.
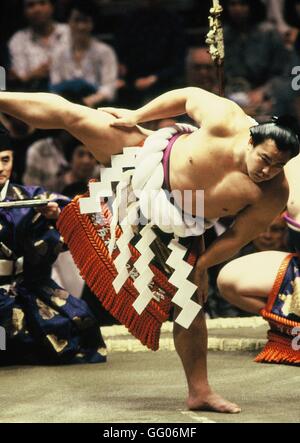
[250,115,300,159]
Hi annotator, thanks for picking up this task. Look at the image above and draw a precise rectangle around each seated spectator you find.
[24,136,99,193]
[62,144,100,194]
[50,0,118,107]
[8,0,69,91]
[186,46,219,94]
[23,130,74,192]
[241,214,289,254]
[115,0,186,108]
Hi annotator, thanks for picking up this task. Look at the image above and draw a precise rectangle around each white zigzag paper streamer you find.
[112,199,140,293]
[132,225,157,314]
[109,174,131,256]
[79,147,139,215]
[112,218,134,293]
[166,239,201,328]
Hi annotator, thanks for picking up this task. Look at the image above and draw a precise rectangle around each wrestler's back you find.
[169,121,272,220]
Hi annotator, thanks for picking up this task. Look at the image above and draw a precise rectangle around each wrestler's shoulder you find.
[206,104,248,138]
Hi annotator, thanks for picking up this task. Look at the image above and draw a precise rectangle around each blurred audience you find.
[50,0,118,106]
[23,130,74,192]
[186,46,218,93]
[115,0,186,108]
[8,0,69,91]
[264,0,289,35]
[24,137,99,193]
[62,144,99,196]
[223,0,293,118]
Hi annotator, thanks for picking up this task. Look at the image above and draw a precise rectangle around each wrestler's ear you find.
[249,137,254,147]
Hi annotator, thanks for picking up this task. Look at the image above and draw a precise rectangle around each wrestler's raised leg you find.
[173,307,241,413]
[0,92,151,165]
[217,251,289,314]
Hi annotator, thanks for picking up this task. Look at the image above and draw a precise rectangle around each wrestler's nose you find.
[263,228,272,238]
[262,166,271,178]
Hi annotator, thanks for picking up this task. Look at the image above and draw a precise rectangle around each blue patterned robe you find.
[0,183,106,365]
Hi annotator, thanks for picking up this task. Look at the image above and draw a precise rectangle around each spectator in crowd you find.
[186,46,219,94]
[8,0,69,91]
[23,133,99,193]
[244,214,288,253]
[62,143,99,195]
[50,0,118,107]
[223,0,292,117]
[23,130,75,192]
[115,0,186,108]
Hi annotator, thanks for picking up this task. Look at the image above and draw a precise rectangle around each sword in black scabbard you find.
[206,0,225,97]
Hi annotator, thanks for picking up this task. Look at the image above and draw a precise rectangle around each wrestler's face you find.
[25,0,53,27]
[253,216,287,251]
[246,139,290,183]
[0,151,13,188]
[71,145,97,181]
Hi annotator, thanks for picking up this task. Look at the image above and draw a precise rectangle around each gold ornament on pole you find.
[206,0,225,96]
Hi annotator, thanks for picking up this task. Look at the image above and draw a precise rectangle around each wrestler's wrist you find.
[134,109,144,124]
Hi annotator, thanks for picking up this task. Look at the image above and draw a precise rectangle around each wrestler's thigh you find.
[217,251,289,298]
[71,107,150,164]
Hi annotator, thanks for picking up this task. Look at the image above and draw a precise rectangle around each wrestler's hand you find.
[98,107,138,128]
[194,265,209,307]
[37,202,61,220]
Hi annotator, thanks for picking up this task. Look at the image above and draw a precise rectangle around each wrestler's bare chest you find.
[285,155,300,222]
[169,131,261,219]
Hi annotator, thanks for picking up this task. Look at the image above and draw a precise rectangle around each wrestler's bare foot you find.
[187,390,241,414]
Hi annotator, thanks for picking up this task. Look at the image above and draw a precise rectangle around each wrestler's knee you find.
[217,263,239,302]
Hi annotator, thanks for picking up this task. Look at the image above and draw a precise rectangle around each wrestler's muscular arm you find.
[0,92,148,164]
[195,180,289,304]
[107,87,244,129]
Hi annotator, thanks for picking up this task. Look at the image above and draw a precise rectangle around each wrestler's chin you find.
[249,172,263,183]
